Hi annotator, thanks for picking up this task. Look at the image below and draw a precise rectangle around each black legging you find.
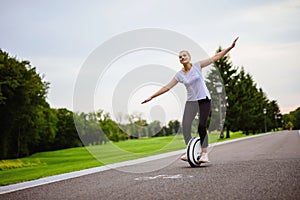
[182,98,211,148]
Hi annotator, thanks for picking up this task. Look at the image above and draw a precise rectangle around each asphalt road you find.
[1,130,300,200]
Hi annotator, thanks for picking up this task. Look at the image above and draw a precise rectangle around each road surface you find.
[1,130,300,199]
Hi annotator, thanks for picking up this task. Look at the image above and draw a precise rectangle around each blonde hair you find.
[179,50,191,59]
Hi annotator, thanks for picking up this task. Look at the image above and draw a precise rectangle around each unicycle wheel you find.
[186,137,201,167]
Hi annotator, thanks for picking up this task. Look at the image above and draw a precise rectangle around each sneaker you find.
[198,152,210,163]
[180,153,188,162]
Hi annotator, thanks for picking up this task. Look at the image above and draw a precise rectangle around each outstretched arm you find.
[200,37,239,68]
[141,78,178,104]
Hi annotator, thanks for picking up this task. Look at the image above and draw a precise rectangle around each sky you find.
[1,0,300,122]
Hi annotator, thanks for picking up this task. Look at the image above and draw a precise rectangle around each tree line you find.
[74,111,180,147]
[0,48,284,159]
[0,49,179,159]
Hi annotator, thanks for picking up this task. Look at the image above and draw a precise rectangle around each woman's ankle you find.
[201,148,208,153]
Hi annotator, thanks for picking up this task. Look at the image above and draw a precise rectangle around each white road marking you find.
[134,174,193,181]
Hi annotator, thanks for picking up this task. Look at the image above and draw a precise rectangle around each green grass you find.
[0,131,256,186]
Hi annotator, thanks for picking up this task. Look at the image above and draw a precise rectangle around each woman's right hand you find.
[141,97,153,104]
[141,79,177,104]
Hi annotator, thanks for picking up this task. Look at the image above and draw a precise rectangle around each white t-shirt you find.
[174,62,211,101]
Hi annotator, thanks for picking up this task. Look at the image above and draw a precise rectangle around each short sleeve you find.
[174,72,181,82]
[193,62,201,70]
[193,62,202,73]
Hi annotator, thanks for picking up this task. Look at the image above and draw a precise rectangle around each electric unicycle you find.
[186,137,201,167]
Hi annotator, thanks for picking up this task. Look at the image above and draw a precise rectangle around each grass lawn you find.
[0,131,253,186]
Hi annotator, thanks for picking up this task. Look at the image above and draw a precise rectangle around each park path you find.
[1,130,300,199]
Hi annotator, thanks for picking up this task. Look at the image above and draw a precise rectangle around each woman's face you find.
[179,51,191,64]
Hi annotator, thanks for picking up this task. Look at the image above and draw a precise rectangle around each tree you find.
[168,120,180,134]
[147,120,161,137]
[124,112,148,138]
[74,111,108,145]
[235,69,259,134]
[207,47,238,137]
[31,106,58,152]
[214,48,239,138]
[0,49,50,158]
[266,100,281,131]
[290,107,300,130]
[53,108,82,150]
[283,107,300,130]
[97,110,127,142]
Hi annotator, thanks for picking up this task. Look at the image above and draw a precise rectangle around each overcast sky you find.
[1,0,299,121]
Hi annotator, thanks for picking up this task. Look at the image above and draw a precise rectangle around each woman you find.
[142,37,239,163]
